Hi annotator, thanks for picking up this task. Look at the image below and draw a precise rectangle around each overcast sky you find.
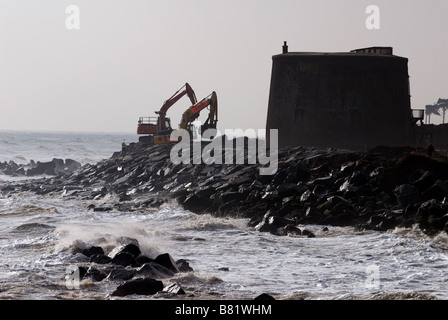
[0,0,447,134]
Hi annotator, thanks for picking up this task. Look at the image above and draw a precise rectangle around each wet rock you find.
[417,199,448,229]
[276,183,299,197]
[82,246,104,257]
[422,180,448,201]
[176,259,194,272]
[85,266,108,282]
[331,201,355,215]
[394,184,421,207]
[413,171,436,192]
[26,160,56,176]
[65,159,82,173]
[254,293,276,301]
[111,252,135,267]
[255,211,293,234]
[376,216,397,231]
[303,206,323,222]
[36,184,58,195]
[111,278,164,297]
[135,255,153,267]
[182,193,211,212]
[301,229,316,238]
[93,206,113,212]
[77,266,88,279]
[117,243,141,258]
[137,262,175,278]
[283,224,302,236]
[153,253,179,273]
[247,216,263,228]
[409,169,426,184]
[327,195,349,205]
[311,176,334,186]
[107,267,137,281]
[349,170,367,186]
[428,214,448,232]
[163,282,185,295]
[90,254,112,264]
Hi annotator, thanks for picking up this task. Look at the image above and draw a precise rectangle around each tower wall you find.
[266,51,413,150]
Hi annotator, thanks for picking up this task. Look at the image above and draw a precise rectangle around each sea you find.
[1,130,448,300]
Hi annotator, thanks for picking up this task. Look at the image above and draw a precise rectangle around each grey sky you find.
[0,0,447,133]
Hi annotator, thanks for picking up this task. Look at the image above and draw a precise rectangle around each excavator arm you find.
[179,91,218,136]
[156,83,197,133]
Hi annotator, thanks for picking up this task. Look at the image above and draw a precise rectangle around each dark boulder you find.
[409,169,426,185]
[422,180,448,201]
[376,216,397,231]
[111,278,164,297]
[85,266,108,282]
[135,255,153,267]
[82,246,104,257]
[428,214,448,232]
[153,253,179,273]
[302,206,324,223]
[89,254,112,264]
[182,193,211,212]
[137,262,175,278]
[276,183,299,197]
[176,259,194,272]
[301,229,316,238]
[417,199,448,233]
[255,211,293,234]
[107,267,137,281]
[77,266,88,279]
[118,243,141,258]
[111,252,135,267]
[349,170,367,186]
[300,190,316,203]
[412,171,435,192]
[394,184,421,207]
[283,224,302,236]
[53,158,66,175]
[163,282,186,295]
[26,160,56,176]
[65,159,82,173]
[254,293,276,301]
[93,206,113,212]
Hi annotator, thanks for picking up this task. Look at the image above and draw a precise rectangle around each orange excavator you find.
[137,83,197,144]
[153,91,219,144]
[180,91,218,138]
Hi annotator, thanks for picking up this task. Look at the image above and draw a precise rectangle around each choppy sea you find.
[1,130,448,300]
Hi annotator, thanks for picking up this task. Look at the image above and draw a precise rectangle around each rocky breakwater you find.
[2,138,448,237]
[0,158,82,176]
[68,237,194,297]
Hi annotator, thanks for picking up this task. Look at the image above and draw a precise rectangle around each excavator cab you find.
[158,116,173,135]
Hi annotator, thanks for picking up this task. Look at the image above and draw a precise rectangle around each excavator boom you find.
[157,83,197,133]
[179,91,218,136]
[137,83,197,137]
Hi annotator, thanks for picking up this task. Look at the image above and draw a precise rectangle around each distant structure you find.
[266,42,413,150]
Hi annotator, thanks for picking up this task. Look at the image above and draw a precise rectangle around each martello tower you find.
[266,42,413,150]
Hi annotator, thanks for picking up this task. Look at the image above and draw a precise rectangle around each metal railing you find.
[138,117,158,125]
